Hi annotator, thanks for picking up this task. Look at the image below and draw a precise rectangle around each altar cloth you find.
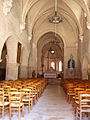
[44,72,57,78]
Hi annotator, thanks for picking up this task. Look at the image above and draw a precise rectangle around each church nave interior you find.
[0,0,90,120]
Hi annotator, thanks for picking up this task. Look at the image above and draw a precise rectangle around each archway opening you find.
[0,44,7,80]
[17,42,22,79]
[37,32,64,78]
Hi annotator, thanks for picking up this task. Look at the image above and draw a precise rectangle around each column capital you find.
[28,35,32,41]
[6,55,9,62]
[33,43,36,48]
[87,22,90,31]
[0,59,2,62]
[20,22,26,33]
[79,35,84,43]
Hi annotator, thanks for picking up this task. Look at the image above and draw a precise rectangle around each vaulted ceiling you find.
[20,0,90,46]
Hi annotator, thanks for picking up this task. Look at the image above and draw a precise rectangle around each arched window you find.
[51,62,55,69]
[59,61,62,71]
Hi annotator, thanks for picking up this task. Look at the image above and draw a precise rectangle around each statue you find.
[68,54,75,68]
[32,70,36,78]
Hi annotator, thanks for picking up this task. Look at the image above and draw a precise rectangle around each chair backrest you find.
[20,88,31,99]
[8,88,18,92]
[79,92,90,109]
[9,92,22,104]
[0,91,4,103]
[21,88,31,93]
[74,88,85,97]
[67,84,75,94]
[78,84,86,89]
[86,88,90,91]
[0,88,4,92]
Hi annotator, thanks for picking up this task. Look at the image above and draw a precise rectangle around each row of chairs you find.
[0,78,48,120]
[62,79,90,120]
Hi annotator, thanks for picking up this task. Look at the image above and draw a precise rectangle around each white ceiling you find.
[20,0,90,46]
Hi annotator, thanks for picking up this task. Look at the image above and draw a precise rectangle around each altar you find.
[44,72,57,78]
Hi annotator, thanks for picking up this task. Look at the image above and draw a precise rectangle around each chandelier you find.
[50,37,60,44]
[48,0,63,24]
[49,11,63,24]
[49,23,61,44]
[48,0,63,44]
[48,47,55,54]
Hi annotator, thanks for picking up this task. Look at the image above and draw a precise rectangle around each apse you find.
[37,32,64,78]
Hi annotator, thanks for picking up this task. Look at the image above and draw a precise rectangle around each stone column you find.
[19,48,29,78]
[6,62,19,80]
[29,42,37,77]
[5,37,18,80]
[87,30,90,63]
[19,65,28,78]
[81,23,90,80]
[79,35,84,63]
[87,27,90,80]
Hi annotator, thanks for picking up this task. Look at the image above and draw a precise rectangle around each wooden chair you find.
[86,88,90,91]
[2,86,11,100]
[73,88,85,113]
[67,84,75,103]
[0,91,9,120]
[8,88,18,92]
[0,88,4,92]
[33,85,39,100]
[36,83,41,98]
[21,88,33,112]
[76,91,90,120]
[27,86,37,105]
[9,92,24,120]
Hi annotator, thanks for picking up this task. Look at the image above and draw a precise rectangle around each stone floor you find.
[0,83,89,120]
[27,85,75,120]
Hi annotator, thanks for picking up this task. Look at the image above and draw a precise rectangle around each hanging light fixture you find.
[48,0,63,44]
[49,17,61,44]
[48,47,55,54]
[48,0,63,24]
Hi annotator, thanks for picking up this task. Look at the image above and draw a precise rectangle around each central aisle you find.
[25,84,75,120]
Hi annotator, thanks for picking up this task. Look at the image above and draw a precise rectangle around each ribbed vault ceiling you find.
[21,0,90,46]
